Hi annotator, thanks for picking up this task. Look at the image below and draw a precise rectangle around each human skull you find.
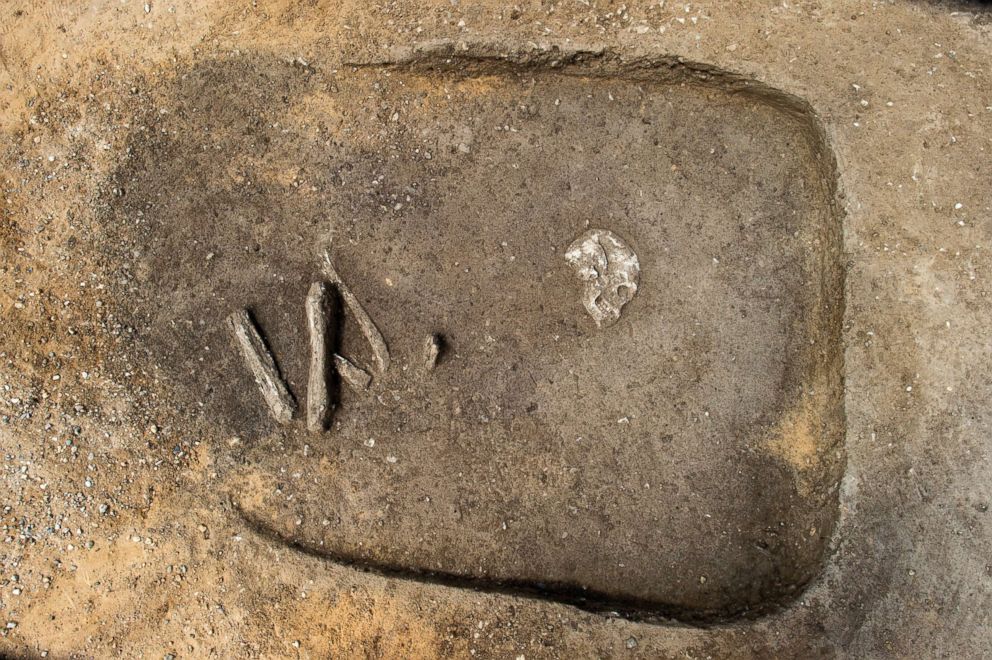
[564,229,640,328]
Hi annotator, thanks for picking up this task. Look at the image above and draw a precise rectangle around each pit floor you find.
[0,1,990,658]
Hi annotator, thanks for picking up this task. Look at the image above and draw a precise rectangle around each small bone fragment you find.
[564,229,640,328]
[424,334,442,371]
[227,309,297,424]
[334,354,372,391]
[306,282,336,431]
[321,250,390,373]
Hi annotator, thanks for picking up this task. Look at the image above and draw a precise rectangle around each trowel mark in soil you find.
[236,502,716,625]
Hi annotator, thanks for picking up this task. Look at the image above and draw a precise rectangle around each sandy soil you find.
[0,1,990,658]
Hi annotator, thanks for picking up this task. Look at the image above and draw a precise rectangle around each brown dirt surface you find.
[1,1,991,658]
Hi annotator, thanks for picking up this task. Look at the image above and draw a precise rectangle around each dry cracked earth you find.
[0,1,991,658]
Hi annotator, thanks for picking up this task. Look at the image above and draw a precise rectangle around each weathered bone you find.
[227,309,297,424]
[305,282,337,431]
[334,354,372,391]
[321,250,391,373]
[564,229,640,328]
[424,334,442,371]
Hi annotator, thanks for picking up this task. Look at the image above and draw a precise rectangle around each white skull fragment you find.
[564,229,640,328]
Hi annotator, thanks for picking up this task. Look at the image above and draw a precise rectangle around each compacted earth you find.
[0,1,990,658]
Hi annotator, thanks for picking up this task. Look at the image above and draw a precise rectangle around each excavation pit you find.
[101,51,845,622]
